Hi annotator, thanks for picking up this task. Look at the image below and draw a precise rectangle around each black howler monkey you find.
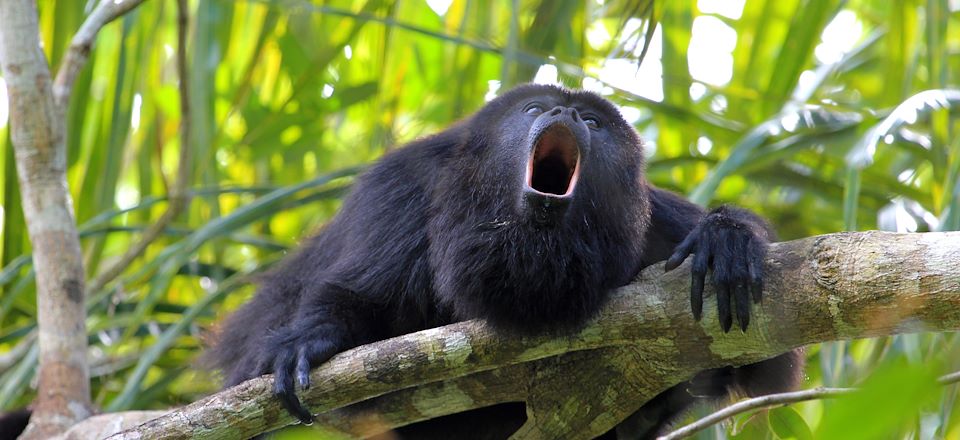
[207,84,803,439]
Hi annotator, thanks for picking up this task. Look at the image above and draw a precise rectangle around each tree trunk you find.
[0,1,92,437]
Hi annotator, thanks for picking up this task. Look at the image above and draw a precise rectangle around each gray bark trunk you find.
[0,1,92,438]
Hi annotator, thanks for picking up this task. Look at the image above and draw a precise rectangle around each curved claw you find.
[274,353,314,425]
[716,283,732,333]
[664,253,685,272]
[665,232,698,272]
[734,282,750,332]
[689,239,710,322]
[690,272,703,321]
[747,240,765,304]
[751,280,763,304]
[273,337,341,425]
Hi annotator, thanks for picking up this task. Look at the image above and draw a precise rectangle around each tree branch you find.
[0,1,154,437]
[940,371,960,385]
[97,231,960,440]
[52,0,150,109]
[658,387,857,440]
[660,369,960,440]
[0,1,93,437]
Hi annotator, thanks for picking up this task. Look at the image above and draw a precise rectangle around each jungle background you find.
[1,0,960,438]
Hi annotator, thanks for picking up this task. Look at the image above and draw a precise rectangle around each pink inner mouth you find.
[525,125,581,197]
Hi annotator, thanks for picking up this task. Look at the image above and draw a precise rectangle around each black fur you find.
[0,408,30,440]
[207,84,803,439]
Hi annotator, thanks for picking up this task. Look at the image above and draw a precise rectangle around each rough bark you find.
[98,231,960,440]
[51,411,167,440]
[0,1,92,437]
[0,0,148,437]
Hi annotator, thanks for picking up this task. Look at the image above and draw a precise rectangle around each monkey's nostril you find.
[549,107,562,116]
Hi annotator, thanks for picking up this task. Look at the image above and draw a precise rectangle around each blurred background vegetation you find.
[1,0,959,438]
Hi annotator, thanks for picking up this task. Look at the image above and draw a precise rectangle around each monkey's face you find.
[474,84,645,227]
[429,84,649,331]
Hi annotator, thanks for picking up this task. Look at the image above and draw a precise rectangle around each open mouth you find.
[525,124,581,197]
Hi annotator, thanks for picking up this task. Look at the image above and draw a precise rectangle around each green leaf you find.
[768,406,813,440]
[816,357,942,439]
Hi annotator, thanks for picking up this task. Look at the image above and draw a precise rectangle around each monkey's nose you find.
[548,106,581,122]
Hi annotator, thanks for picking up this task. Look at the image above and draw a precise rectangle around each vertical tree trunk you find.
[0,0,92,437]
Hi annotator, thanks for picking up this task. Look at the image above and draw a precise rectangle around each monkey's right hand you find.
[258,325,342,426]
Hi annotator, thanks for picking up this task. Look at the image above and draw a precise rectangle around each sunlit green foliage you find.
[1,0,959,437]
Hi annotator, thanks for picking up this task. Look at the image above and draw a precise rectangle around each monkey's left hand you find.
[663,206,770,332]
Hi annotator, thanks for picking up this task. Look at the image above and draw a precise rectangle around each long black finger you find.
[735,281,750,331]
[274,355,314,425]
[690,240,710,321]
[709,228,736,332]
[665,231,698,272]
[747,241,765,303]
[750,278,763,304]
[691,271,704,321]
[295,339,339,390]
[717,283,733,333]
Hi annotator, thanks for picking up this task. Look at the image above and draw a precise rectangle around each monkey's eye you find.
[524,103,545,115]
[583,116,601,130]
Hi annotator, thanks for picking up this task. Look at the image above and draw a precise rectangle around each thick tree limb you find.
[102,231,960,440]
[52,411,167,440]
[0,1,93,437]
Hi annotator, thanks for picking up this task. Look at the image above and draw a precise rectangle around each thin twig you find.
[939,371,960,385]
[53,0,150,109]
[173,0,192,202]
[659,371,960,439]
[657,388,857,440]
[88,0,192,295]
